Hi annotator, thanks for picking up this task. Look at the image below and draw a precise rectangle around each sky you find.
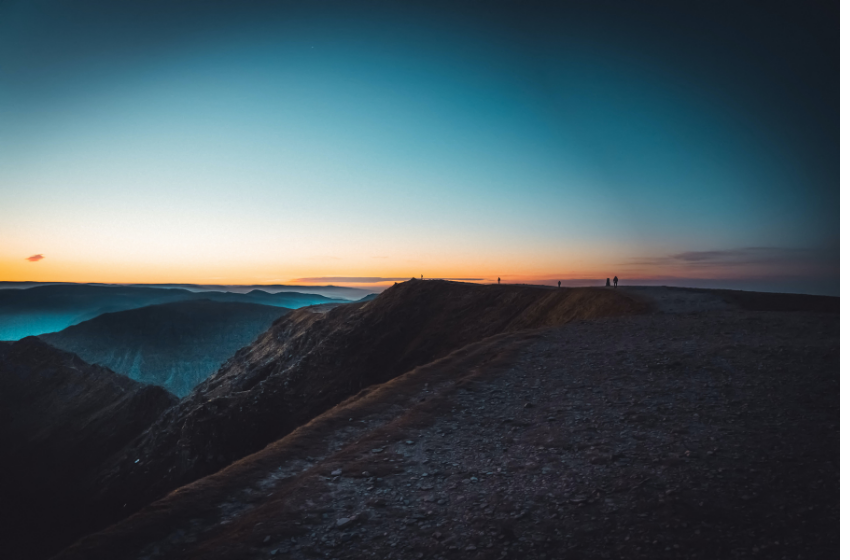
[0,0,839,294]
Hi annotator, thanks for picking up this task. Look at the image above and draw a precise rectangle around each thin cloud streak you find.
[26,254,44,262]
[627,247,813,268]
[291,277,412,284]
[291,277,484,284]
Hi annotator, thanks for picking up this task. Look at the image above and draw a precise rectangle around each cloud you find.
[26,254,44,262]
[628,247,809,268]
[291,277,412,284]
[291,276,484,284]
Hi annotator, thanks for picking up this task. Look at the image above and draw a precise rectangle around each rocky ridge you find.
[55,287,839,560]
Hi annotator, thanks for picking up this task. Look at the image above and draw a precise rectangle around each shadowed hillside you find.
[41,300,291,396]
[73,281,644,544]
[0,338,177,560]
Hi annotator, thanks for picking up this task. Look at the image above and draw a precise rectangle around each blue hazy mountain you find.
[0,284,345,340]
[0,282,372,300]
[40,300,291,396]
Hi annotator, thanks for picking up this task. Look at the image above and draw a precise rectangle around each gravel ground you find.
[57,288,839,560]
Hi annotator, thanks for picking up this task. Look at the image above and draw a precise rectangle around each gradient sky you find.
[0,1,839,294]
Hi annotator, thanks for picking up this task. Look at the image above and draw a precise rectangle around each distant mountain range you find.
[0,284,348,340]
[41,300,292,396]
[0,281,374,300]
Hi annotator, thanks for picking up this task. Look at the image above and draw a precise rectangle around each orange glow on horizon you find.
[0,241,830,291]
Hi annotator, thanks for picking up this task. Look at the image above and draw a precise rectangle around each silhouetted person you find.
[558,280,561,288]
[606,278,610,287]
[498,277,501,284]
[421,275,423,280]
[613,276,618,287]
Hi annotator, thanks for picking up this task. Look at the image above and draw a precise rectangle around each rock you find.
[371,448,384,454]
[336,518,350,527]
[263,535,271,543]
[432,531,443,540]
[406,440,415,445]
[523,402,534,409]
[466,544,477,551]
[331,469,342,476]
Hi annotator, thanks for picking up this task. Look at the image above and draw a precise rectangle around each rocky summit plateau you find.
[0,280,838,560]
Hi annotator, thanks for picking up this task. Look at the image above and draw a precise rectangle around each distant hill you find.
[125,283,374,300]
[0,284,342,340]
[0,337,176,560]
[41,300,290,397]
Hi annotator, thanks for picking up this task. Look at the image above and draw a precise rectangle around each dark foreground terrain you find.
[45,283,837,560]
[0,338,177,560]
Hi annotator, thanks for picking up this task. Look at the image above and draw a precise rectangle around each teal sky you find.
[0,1,839,294]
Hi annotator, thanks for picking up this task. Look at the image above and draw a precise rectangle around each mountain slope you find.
[41,300,291,396]
[0,337,177,560]
[88,281,644,528]
[54,287,839,560]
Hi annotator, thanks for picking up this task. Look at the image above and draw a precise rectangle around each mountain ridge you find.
[52,286,839,560]
[83,281,645,534]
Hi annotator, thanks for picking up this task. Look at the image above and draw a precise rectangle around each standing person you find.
[613,276,618,287]
[558,280,561,288]
[606,278,611,287]
[498,277,501,284]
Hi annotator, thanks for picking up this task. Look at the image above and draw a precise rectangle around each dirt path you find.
[57,289,839,560]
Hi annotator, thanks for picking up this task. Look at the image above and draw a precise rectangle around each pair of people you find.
[606,276,619,287]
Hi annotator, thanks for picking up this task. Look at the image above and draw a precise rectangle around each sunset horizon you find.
[1,1,837,297]
[0,2,841,558]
